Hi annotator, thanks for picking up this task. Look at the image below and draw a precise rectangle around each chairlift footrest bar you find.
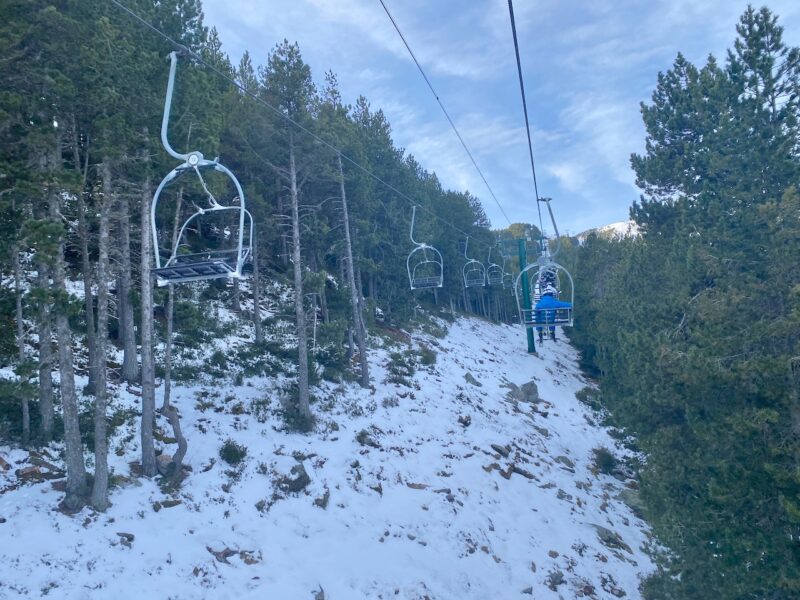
[154,260,236,284]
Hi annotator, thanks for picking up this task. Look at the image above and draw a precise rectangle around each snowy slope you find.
[0,318,653,600]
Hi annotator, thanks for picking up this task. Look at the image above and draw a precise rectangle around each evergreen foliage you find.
[0,0,520,510]
[570,6,800,597]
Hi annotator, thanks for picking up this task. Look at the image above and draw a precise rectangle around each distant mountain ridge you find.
[576,220,639,242]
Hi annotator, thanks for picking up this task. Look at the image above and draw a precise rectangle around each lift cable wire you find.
[507,0,545,237]
[107,0,501,253]
[378,0,513,228]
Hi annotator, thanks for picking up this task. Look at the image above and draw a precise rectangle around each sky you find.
[200,0,800,234]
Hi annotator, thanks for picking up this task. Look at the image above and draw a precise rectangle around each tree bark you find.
[49,189,88,510]
[118,188,138,383]
[140,157,157,477]
[252,226,264,344]
[232,278,241,313]
[336,153,369,387]
[35,260,54,442]
[13,243,29,446]
[162,187,182,411]
[71,124,98,392]
[289,132,311,422]
[91,160,112,511]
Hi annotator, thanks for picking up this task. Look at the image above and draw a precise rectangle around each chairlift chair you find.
[462,236,486,288]
[406,205,444,290]
[486,244,504,286]
[513,256,574,328]
[150,51,254,287]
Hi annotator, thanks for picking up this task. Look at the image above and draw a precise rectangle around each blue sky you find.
[201,0,800,234]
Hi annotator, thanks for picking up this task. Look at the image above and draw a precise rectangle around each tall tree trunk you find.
[117,189,138,383]
[13,243,29,446]
[252,226,264,344]
[277,175,289,266]
[337,153,369,387]
[49,189,88,510]
[36,260,54,442]
[162,187,182,410]
[140,156,157,477]
[91,160,112,511]
[232,278,241,313]
[71,124,98,392]
[289,132,311,423]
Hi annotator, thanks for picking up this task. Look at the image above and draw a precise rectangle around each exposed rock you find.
[457,415,471,427]
[545,569,565,591]
[355,429,380,449]
[490,444,510,458]
[616,488,646,519]
[207,545,237,564]
[277,463,311,494]
[156,454,174,476]
[406,482,429,490]
[510,465,536,480]
[555,455,575,470]
[505,381,540,403]
[464,372,482,387]
[0,456,10,471]
[521,586,533,595]
[548,549,559,558]
[592,525,633,554]
[314,488,330,509]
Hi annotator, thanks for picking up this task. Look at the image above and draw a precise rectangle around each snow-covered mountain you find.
[576,221,639,243]
[0,318,653,599]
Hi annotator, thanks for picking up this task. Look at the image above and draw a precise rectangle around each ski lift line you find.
[107,0,503,255]
[377,0,513,228]
[507,0,544,236]
[150,50,252,285]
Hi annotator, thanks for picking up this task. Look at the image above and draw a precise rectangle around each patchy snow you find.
[0,317,653,599]
[577,221,639,243]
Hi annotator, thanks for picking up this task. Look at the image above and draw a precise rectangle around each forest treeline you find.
[565,6,800,598]
[0,1,521,511]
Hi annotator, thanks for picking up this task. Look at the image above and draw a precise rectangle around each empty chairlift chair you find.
[150,51,253,286]
[462,236,486,288]
[406,205,444,290]
[486,245,504,286]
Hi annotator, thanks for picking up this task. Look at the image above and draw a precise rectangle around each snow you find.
[576,221,639,243]
[0,317,654,599]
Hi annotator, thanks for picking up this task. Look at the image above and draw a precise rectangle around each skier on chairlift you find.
[535,284,572,342]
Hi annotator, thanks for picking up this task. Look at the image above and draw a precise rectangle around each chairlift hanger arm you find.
[537,196,561,258]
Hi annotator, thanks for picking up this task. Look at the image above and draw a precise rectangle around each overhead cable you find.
[378,0,513,227]
[107,0,501,251]
[507,0,545,235]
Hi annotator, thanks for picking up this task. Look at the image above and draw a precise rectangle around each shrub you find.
[575,386,602,411]
[592,446,618,475]
[219,438,247,465]
[418,344,437,366]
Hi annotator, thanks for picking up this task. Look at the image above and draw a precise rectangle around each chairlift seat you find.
[154,260,235,284]
[487,265,503,286]
[522,307,573,327]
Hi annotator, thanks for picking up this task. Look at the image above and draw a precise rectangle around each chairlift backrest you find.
[513,258,574,328]
[150,51,253,286]
[407,205,443,290]
[486,244,503,286]
[462,236,486,288]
